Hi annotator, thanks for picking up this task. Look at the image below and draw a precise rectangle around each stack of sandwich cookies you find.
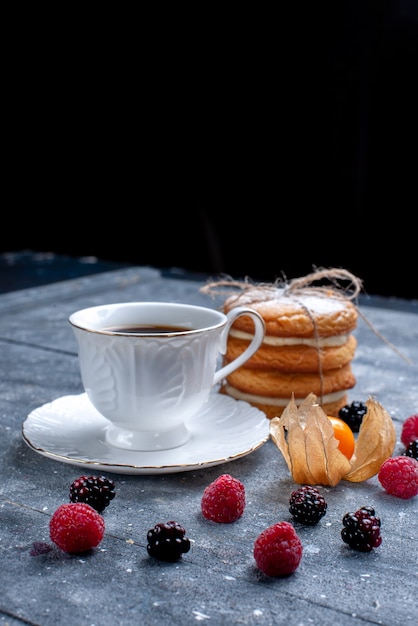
[220,286,358,418]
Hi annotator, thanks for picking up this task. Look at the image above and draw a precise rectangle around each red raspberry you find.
[401,414,418,446]
[201,474,245,523]
[378,456,418,499]
[49,503,105,553]
[254,521,303,577]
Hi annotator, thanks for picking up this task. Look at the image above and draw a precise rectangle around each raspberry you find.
[253,521,303,577]
[341,506,382,552]
[400,414,418,447]
[378,455,418,499]
[146,521,191,562]
[338,400,367,432]
[289,486,327,525]
[69,475,116,513]
[201,474,245,523]
[49,503,105,553]
[403,439,418,461]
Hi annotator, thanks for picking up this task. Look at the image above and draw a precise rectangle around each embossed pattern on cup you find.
[70,302,265,451]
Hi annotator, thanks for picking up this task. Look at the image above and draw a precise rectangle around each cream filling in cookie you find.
[230,329,349,347]
[223,384,346,406]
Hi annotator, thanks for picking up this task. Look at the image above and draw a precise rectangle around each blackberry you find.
[69,475,116,513]
[289,486,327,525]
[403,439,418,461]
[338,400,367,432]
[341,506,382,552]
[147,521,191,562]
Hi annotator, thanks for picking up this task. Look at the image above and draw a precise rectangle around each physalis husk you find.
[270,393,396,486]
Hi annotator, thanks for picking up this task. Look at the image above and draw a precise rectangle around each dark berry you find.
[403,439,418,461]
[254,521,303,576]
[147,521,191,562]
[338,400,367,432]
[69,475,116,513]
[201,474,245,523]
[50,503,105,553]
[341,506,382,552]
[289,486,327,525]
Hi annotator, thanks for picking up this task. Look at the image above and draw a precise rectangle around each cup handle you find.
[212,306,265,386]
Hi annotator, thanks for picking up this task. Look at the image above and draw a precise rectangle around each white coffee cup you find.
[69,301,265,451]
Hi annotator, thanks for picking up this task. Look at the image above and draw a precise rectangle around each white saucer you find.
[22,392,270,474]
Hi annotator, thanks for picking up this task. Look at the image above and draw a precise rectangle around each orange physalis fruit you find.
[327,416,355,460]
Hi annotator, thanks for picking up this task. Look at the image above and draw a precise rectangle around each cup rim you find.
[69,301,227,336]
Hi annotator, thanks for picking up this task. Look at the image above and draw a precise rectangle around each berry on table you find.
[49,503,105,553]
[69,475,116,513]
[338,400,367,432]
[400,414,418,447]
[201,474,246,523]
[253,521,303,576]
[146,521,191,562]
[378,455,418,499]
[289,486,327,525]
[403,439,418,461]
[341,506,382,552]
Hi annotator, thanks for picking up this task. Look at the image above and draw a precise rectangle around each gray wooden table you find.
[0,266,417,626]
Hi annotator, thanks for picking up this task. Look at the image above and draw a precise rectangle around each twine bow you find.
[200,267,362,303]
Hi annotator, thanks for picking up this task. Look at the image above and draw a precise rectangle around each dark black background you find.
[4,2,418,300]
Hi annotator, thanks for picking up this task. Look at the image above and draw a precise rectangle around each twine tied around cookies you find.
[200,267,362,303]
[200,267,412,366]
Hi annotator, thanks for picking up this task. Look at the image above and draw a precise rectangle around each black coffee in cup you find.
[103,324,194,334]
